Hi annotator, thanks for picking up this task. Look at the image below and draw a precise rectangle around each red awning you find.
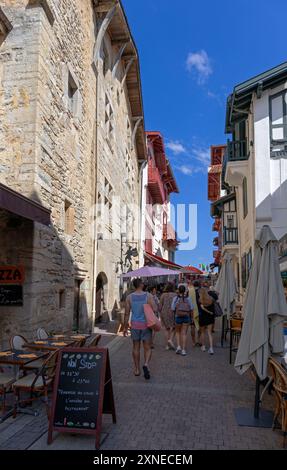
[144,251,182,269]
[181,266,203,275]
[0,183,51,226]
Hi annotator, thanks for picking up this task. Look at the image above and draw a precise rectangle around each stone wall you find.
[0,0,98,345]
[95,30,141,315]
[0,1,145,344]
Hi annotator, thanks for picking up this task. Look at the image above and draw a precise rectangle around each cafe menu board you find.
[0,285,23,306]
[48,348,116,449]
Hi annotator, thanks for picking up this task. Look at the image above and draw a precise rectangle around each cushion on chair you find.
[12,374,52,389]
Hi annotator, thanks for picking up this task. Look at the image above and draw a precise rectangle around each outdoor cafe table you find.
[24,339,76,352]
[0,349,48,379]
[0,349,48,422]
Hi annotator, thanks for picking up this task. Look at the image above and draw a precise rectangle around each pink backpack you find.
[144,304,161,332]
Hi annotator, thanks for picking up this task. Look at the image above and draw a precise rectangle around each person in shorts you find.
[124,278,156,379]
[171,285,194,356]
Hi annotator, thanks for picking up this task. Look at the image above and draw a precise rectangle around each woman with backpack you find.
[171,285,194,356]
[198,287,217,355]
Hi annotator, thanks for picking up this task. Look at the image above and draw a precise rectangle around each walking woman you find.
[159,282,177,350]
[148,284,160,349]
[171,285,194,356]
[124,278,156,379]
[198,287,216,355]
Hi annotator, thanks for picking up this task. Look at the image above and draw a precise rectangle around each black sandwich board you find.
[48,347,116,449]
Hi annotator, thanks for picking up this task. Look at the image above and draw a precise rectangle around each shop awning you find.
[0,183,51,226]
[144,251,182,270]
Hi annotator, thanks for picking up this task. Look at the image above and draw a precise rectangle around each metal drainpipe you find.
[91,22,100,331]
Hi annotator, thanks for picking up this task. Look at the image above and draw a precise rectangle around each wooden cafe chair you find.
[0,367,15,418]
[229,317,243,365]
[12,350,59,419]
[87,334,102,348]
[268,358,287,448]
[36,327,49,340]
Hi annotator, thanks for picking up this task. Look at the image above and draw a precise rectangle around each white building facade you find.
[223,62,287,292]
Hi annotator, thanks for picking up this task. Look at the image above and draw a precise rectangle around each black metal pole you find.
[221,315,225,347]
[254,375,261,419]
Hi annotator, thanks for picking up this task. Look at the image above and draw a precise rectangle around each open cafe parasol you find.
[234,225,287,426]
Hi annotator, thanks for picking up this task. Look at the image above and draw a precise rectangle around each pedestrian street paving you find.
[0,327,283,450]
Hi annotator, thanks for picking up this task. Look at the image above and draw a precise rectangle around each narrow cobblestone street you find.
[0,327,283,450]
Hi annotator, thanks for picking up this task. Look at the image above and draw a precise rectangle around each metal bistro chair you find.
[269,358,287,448]
[12,350,59,419]
[10,335,44,371]
[36,327,49,340]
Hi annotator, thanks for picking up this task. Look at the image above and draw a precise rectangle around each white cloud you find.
[186,50,212,84]
[166,141,187,155]
[192,147,210,168]
[176,165,194,176]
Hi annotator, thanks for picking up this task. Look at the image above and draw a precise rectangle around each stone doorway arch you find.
[95,272,108,323]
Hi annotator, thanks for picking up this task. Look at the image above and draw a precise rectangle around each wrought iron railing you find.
[227,139,249,161]
[223,227,238,245]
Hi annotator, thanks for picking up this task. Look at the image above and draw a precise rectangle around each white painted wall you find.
[253,84,287,240]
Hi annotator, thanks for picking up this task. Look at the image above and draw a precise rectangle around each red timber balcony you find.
[163,223,179,249]
[212,218,221,232]
[148,162,166,205]
[213,236,219,247]
[208,165,222,202]
[213,250,222,264]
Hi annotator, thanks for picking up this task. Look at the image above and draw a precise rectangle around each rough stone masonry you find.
[0,0,145,346]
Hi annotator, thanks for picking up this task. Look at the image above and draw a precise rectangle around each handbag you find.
[214,301,223,317]
[143,304,161,332]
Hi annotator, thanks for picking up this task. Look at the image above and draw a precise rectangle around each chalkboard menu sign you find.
[0,285,23,306]
[48,347,116,449]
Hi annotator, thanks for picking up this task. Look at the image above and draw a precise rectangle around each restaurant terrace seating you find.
[12,350,59,419]
[87,334,102,348]
[36,328,49,340]
[10,335,44,371]
[269,358,287,448]
[10,335,27,350]
[0,367,15,418]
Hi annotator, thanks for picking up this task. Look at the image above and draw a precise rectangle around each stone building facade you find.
[0,0,146,347]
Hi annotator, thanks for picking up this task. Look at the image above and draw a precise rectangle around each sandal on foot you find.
[143,365,150,380]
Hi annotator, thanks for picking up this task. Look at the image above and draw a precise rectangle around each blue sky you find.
[122,0,287,268]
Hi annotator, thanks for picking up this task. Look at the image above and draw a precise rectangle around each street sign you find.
[48,347,116,449]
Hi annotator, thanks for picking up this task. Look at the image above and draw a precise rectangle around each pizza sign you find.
[0,266,25,285]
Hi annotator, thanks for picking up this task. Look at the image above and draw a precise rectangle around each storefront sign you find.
[0,266,25,284]
[0,285,23,306]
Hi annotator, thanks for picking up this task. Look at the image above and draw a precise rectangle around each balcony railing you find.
[227,139,249,161]
[223,227,238,245]
[148,163,166,204]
